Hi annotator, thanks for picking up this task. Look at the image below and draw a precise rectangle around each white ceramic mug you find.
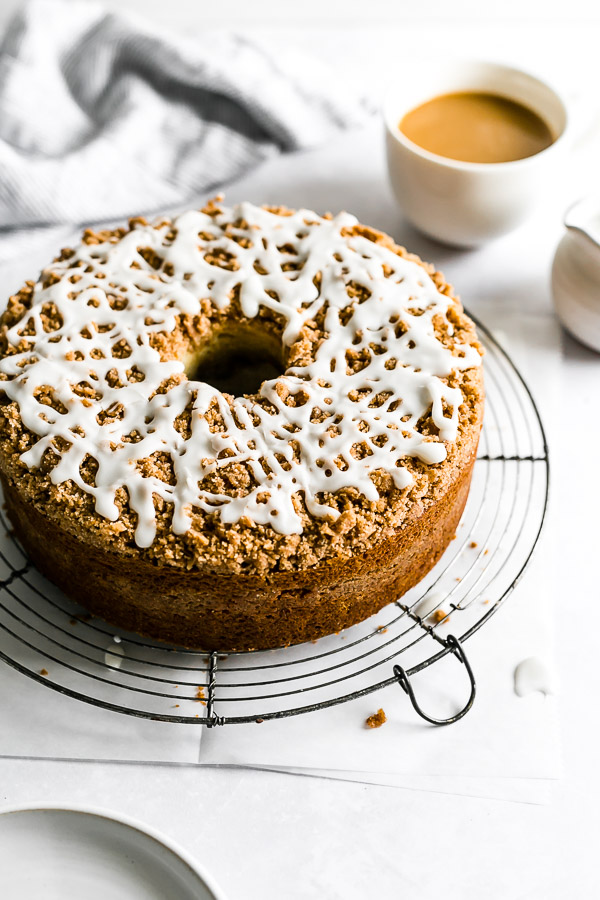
[384,60,569,247]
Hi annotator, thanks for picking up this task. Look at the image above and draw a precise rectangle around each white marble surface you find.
[1,4,600,898]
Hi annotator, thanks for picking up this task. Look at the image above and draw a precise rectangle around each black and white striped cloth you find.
[0,0,370,232]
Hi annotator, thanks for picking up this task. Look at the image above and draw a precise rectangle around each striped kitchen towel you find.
[0,0,370,231]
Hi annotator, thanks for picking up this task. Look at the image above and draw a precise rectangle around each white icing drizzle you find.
[514,657,554,698]
[0,202,481,547]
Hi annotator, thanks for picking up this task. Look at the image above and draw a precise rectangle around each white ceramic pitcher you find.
[552,197,600,353]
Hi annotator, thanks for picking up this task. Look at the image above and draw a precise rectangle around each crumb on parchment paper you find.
[365,708,387,728]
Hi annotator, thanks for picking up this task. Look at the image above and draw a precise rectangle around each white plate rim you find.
[0,802,227,900]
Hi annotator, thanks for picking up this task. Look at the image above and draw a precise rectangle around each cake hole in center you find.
[186,328,285,396]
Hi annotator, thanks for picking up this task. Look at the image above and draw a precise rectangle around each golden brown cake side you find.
[0,377,482,650]
[1,434,476,650]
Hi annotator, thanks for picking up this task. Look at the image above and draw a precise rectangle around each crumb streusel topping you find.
[0,200,483,573]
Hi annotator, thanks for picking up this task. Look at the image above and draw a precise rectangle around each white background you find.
[1,1,600,898]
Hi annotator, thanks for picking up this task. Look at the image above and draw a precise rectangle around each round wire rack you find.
[0,316,549,726]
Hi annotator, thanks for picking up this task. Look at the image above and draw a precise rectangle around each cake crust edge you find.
[0,391,481,650]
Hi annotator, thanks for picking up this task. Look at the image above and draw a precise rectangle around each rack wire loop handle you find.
[393,635,476,726]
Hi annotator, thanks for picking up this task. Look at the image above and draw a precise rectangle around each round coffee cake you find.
[0,199,484,650]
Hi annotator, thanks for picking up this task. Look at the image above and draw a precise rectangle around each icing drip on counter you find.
[514,657,554,697]
[0,202,481,547]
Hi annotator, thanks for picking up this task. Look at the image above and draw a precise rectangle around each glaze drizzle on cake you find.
[0,202,481,547]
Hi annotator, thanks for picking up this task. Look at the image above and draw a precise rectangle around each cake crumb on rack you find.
[470,541,478,548]
[430,609,447,623]
[39,668,48,676]
[365,708,387,728]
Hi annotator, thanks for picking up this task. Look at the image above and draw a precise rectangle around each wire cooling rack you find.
[0,316,548,726]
